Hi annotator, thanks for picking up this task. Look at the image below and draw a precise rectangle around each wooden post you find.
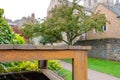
[38,60,48,69]
[72,51,88,80]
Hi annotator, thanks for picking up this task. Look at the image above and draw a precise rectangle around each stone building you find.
[5,13,37,44]
[76,1,120,61]
[47,0,120,61]
[14,13,36,27]
[47,0,72,17]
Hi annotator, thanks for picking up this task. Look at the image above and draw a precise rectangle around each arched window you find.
[102,25,108,32]
[93,25,108,34]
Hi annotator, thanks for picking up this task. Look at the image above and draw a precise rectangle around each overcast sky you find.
[0,0,83,21]
[0,0,51,21]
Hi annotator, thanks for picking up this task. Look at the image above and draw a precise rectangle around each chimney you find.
[31,13,35,19]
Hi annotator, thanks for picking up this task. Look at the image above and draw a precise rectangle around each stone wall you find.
[75,38,120,61]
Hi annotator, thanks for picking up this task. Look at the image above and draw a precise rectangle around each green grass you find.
[62,58,120,78]
[59,69,72,80]
[62,59,72,64]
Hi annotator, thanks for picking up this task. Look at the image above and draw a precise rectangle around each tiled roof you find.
[102,3,120,18]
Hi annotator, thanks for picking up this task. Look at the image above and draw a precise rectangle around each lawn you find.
[62,57,120,78]
[59,69,72,80]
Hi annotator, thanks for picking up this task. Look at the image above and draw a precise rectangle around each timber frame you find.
[0,44,91,80]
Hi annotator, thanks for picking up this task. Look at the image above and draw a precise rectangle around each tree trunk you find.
[67,39,73,45]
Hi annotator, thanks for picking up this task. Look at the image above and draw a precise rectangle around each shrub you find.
[0,60,62,73]
[48,60,62,71]
[14,34,25,44]
[0,8,25,44]
[2,61,38,72]
[0,64,5,73]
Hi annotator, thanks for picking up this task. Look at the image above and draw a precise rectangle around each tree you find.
[0,8,25,44]
[22,18,62,45]
[22,22,40,38]
[39,35,60,45]
[41,0,108,45]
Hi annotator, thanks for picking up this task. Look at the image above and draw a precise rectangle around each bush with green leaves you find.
[14,34,25,44]
[0,61,38,73]
[0,9,14,44]
[0,60,62,73]
[0,64,5,73]
[48,60,62,71]
[0,8,25,44]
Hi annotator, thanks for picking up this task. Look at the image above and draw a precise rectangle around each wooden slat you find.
[36,45,54,50]
[0,44,91,50]
[36,45,68,50]
[14,44,36,50]
[0,50,77,62]
[0,44,13,49]
[41,69,64,80]
[69,46,91,50]
[53,45,69,50]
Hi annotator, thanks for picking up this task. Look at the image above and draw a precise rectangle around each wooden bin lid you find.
[0,44,91,50]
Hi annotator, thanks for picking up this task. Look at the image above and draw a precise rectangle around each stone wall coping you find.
[0,44,91,50]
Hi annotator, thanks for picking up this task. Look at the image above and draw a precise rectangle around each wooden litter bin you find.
[0,44,91,80]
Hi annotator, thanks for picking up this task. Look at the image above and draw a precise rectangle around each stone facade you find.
[75,38,120,61]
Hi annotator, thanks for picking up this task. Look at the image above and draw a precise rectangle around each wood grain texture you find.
[41,69,64,80]
[0,44,13,49]
[0,45,91,50]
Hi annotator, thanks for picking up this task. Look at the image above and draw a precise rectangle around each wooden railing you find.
[0,44,91,80]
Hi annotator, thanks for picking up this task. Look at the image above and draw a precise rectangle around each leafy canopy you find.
[41,0,108,45]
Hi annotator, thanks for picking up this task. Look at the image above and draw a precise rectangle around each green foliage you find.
[22,22,40,39]
[14,34,25,44]
[59,69,72,80]
[40,18,63,45]
[0,8,25,44]
[0,8,4,17]
[1,61,38,73]
[0,64,5,73]
[0,60,62,73]
[8,61,38,72]
[41,0,108,45]
[0,8,15,44]
[22,19,62,45]
[48,60,62,71]
[39,35,60,45]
